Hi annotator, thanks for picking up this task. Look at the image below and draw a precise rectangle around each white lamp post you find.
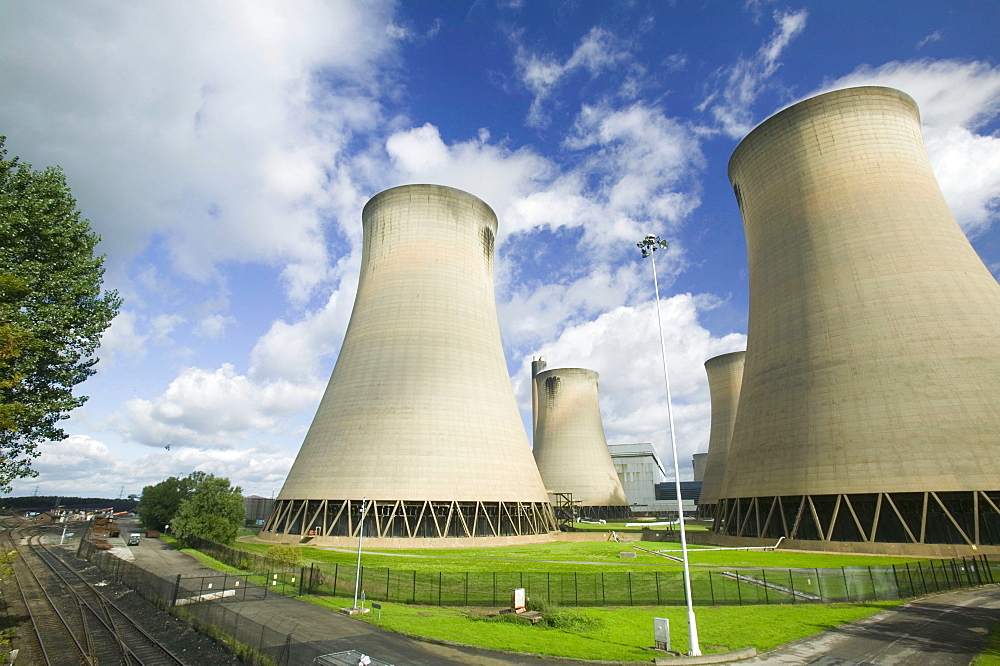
[353,497,369,611]
[637,234,701,656]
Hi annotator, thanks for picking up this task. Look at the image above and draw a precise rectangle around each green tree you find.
[0,137,121,490]
[137,473,203,532]
[170,474,245,546]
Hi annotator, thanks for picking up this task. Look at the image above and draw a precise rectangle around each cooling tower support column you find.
[715,87,1000,554]
[262,184,557,547]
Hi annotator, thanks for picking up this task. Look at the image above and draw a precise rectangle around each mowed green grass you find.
[306,595,900,661]
[238,537,923,573]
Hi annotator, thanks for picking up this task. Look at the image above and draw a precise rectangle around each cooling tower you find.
[715,86,1000,552]
[262,184,557,546]
[698,351,745,508]
[532,368,630,520]
[692,453,708,483]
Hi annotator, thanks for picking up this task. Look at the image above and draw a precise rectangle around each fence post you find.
[761,569,769,604]
[547,572,551,602]
[601,572,605,605]
[465,572,469,605]
[891,564,900,598]
[915,562,927,595]
[388,568,392,602]
[814,568,823,602]
[842,567,851,602]
[492,571,496,607]
[655,571,660,606]
[172,573,182,607]
[868,567,878,601]
[300,567,306,596]
[628,572,633,606]
[708,571,714,606]
[575,572,579,607]
[904,563,915,597]
[334,563,339,595]
[438,572,442,606]
[788,570,796,604]
[413,570,417,604]
[736,570,742,605]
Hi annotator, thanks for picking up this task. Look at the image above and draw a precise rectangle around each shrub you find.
[267,544,302,567]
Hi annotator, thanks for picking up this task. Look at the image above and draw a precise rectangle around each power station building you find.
[714,86,1000,553]
[698,351,745,516]
[261,184,557,546]
[530,362,630,520]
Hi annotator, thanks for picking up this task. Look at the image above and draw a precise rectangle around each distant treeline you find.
[0,496,139,513]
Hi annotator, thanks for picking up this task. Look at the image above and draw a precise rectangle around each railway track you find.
[2,519,188,665]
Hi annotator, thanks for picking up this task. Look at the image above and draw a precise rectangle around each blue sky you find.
[1,1,998,499]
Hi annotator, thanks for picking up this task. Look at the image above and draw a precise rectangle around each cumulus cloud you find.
[699,8,809,138]
[815,59,1000,236]
[114,364,323,450]
[515,295,746,478]
[0,0,401,303]
[249,281,358,384]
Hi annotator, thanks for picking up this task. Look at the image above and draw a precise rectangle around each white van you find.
[127,533,141,546]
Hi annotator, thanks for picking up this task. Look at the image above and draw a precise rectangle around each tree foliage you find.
[137,473,203,532]
[0,137,121,490]
[170,473,245,547]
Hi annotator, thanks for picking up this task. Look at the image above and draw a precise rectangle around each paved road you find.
[743,586,1000,665]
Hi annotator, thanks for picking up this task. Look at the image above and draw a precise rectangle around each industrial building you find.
[607,443,699,516]
[698,351,745,517]
[530,361,630,520]
[261,184,557,546]
[714,87,1000,554]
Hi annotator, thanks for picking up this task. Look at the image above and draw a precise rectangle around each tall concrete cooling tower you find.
[715,86,1000,553]
[698,351,745,512]
[262,184,557,546]
[531,367,630,520]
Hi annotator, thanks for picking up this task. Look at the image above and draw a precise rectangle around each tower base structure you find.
[259,498,557,548]
[711,490,1000,556]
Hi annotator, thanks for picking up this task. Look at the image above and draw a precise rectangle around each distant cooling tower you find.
[715,87,1000,552]
[532,367,630,520]
[698,351,745,509]
[262,184,557,546]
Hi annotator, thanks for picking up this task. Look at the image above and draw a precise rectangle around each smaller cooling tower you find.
[698,351,745,508]
[692,453,708,483]
[532,367,630,521]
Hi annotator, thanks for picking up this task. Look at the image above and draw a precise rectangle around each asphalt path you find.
[742,585,1000,665]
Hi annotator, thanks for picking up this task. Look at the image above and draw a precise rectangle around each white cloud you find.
[515,27,631,128]
[816,59,1000,236]
[515,295,746,478]
[917,31,943,50]
[0,0,401,303]
[249,274,359,384]
[700,9,809,138]
[97,311,148,369]
[114,364,322,450]
[193,314,237,340]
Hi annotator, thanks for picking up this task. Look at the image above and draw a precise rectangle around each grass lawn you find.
[305,595,900,661]
[974,620,1000,665]
[235,538,924,574]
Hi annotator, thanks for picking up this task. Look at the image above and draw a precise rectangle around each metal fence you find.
[169,536,999,608]
[306,555,996,607]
